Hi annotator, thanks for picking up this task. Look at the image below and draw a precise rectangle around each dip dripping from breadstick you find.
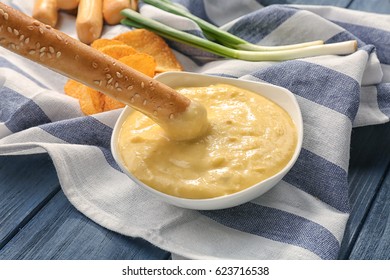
[0,3,208,141]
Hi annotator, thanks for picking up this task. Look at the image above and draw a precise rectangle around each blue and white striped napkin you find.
[1,0,389,259]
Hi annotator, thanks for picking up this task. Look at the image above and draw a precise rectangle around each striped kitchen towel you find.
[1,0,389,259]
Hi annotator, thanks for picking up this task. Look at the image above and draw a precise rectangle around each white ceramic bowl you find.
[111,72,303,210]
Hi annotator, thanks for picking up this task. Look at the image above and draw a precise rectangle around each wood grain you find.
[348,170,390,259]
[338,123,390,259]
[0,191,170,260]
[0,154,60,249]
[0,154,170,260]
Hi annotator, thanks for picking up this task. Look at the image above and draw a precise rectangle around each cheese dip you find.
[117,84,297,199]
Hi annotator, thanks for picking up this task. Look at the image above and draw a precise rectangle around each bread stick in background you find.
[130,0,138,11]
[32,0,58,27]
[57,0,80,10]
[103,0,131,25]
[57,0,80,11]
[76,0,103,44]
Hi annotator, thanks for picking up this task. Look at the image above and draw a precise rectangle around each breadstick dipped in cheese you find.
[0,3,209,140]
[32,0,58,27]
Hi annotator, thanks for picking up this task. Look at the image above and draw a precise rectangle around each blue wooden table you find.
[1,0,390,260]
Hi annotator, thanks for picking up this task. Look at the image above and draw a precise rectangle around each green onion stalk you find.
[142,0,324,51]
[120,8,357,61]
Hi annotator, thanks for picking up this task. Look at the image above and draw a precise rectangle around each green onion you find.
[142,0,324,51]
[120,8,357,61]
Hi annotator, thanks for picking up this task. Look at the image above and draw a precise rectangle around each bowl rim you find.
[110,71,303,210]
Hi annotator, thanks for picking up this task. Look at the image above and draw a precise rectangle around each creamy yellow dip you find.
[118,84,297,199]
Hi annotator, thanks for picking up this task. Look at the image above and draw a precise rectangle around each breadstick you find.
[57,0,80,10]
[32,0,58,27]
[0,3,208,140]
[103,0,130,25]
[76,0,103,44]
[130,0,138,11]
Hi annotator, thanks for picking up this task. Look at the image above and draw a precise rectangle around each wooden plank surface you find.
[348,165,390,259]
[338,123,390,259]
[0,154,60,249]
[0,154,170,260]
[347,0,390,14]
[0,190,170,260]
